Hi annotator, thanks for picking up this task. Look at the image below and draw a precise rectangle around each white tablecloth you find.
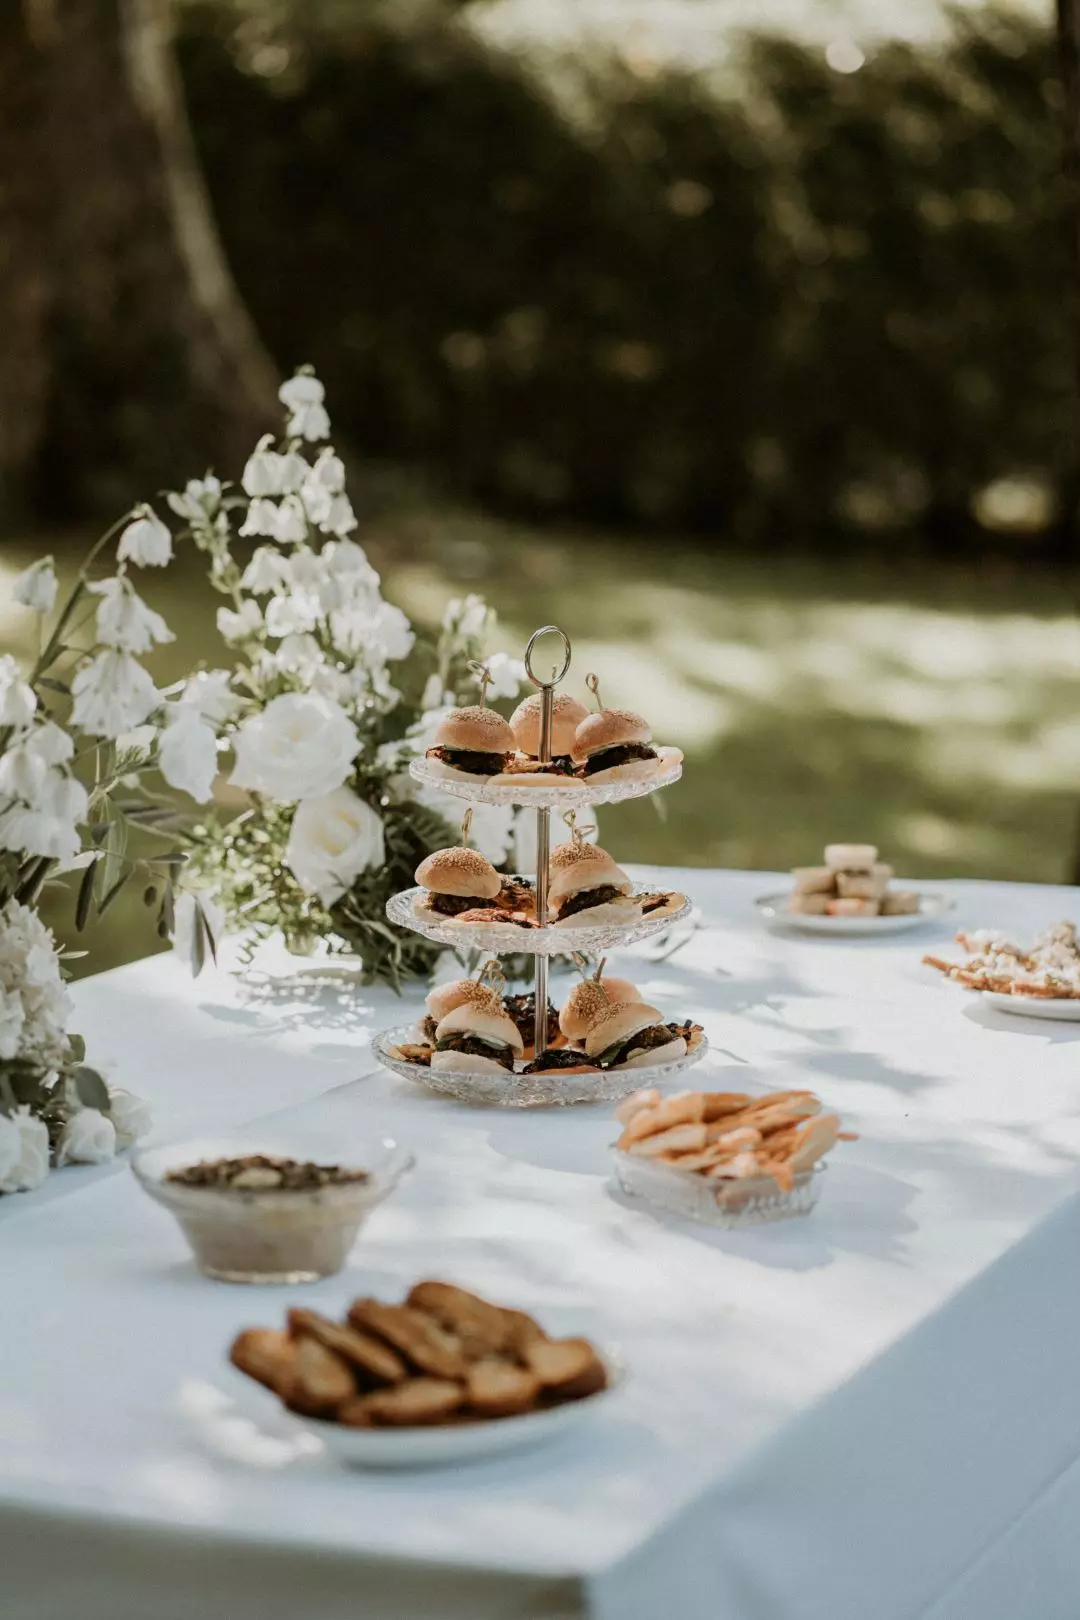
[5,867,1080,1620]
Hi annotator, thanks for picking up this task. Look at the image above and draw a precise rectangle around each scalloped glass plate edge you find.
[408,755,682,808]
[611,1150,824,1228]
[372,1026,709,1107]
[387,886,691,955]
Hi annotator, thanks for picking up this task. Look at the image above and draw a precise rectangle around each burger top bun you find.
[559,975,640,1041]
[571,707,651,765]
[510,692,589,758]
[415,846,501,899]
[549,843,631,905]
[432,706,515,754]
[434,1002,524,1053]
[426,978,502,1023]
[584,1000,664,1059]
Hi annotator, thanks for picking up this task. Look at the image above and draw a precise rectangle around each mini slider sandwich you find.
[570,674,673,786]
[585,1000,688,1070]
[500,692,589,785]
[425,706,515,782]
[559,969,639,1043]
[419,978,502,1045]
[548,841,640,927]
[431,1000,524,1074]
[414,846,504,918]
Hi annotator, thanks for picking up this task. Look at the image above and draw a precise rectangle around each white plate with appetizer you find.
[757,891,953,936]
[923,922,1080,1019]
[758,841,952,935]
[228,1282,622,1469]
[980,992,1080,1022]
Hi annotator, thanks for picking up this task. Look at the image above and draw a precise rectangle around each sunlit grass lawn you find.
[3,496,1080,975]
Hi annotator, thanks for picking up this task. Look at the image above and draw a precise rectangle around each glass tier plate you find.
[387,884,691,956]
[611,1150,823,1228]
[373,1025,709,1108]
[408,750,683,809]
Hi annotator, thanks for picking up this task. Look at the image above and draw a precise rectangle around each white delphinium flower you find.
[239,498,280,540]
[264,590,320,639]
[0,656,37,727]
[241,546,290,595]
[322,537,379,587]
[117,505,173,567]
[230,691,359,802]
[216,600,263,644]
[13,557,58,615]
[57,1107,116,1166]
[330,600,414,664]
[0,1106,50,1194]
[442,594,488,639]
[285,786,386,904]
[70,650,158,738]
[158,707,219,803]
[178,669,240,726]
[483,652,527,699]
[107,1087,153,1150]
[0,722,69,804]
[279,373,330,441]
[242,437,283,497]
[166,475,222,523]
[0,768,88,863]
[273,495,308,545]
[274,634,325,679]
[115,724,157,763]
[90,577,174,656]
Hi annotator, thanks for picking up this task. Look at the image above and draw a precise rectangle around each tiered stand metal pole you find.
[523,625,573,1059]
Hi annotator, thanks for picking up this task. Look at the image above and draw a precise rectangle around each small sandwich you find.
[548,841,640,927]
[522,1046,599,1076]
[585,1000,688,1070]
[571,707,664,786]
[418,978,502,1045]
[425,706,515,781]
[500,693,589,784]
[414,847,502,918]
[503,992,561,1061]
[559,973,639,1044]
[431,1001,524,1074]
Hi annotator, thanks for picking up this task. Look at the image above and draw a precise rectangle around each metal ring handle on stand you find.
[523,626,571,1057]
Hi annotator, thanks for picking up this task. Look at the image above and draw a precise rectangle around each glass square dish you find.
[611,1148,823,1228]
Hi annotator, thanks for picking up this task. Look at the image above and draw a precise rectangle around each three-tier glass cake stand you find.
[372,625,708,1106]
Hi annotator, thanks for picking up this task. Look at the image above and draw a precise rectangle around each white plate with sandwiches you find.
[757,842,953,936]
[757,890,954,937]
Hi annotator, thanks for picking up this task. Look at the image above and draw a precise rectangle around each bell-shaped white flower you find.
[285,547,323,590]
[159,707,219,803]
[0,744,47,805]
[279,372,325,411]
[178,669,239,725]
[323,538,380,588]
[238,496,280,539]
[166,475,222,522]
[117,505,173,568]
[216,600,263,644]
[264,590,320,639]
[273,494,308,544]
[275,633,325,677]
[71,650,158,738]
[13,557,58,615]
[241,437,283,497]
[90,577,174,656]
[0,656,37,727]
[285,401,331,442]
[308,447,346,494]
[241,546,290,595]
[319,493,357,536]
[25,722,74,767]
[277,449,310,493]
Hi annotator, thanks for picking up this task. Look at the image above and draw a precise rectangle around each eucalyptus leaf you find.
[97,873,130,918]
[36,676,71,696]
[75,857,98,932]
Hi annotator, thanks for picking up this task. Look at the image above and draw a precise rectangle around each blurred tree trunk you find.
[0,0,277,520]
[1058,0,1080,883]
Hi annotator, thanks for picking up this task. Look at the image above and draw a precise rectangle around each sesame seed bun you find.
[435,1003,524,1053]
[415,847,501,899]
[426,979,502,1022]
[559,976,640,1042]
[611,1036,686,1071]
[553,898,640,928]
[584,1001,664,1059]
[571,708,651,764]
[548,845,631,905]
[432,706,515,754]
[510,692,589,758]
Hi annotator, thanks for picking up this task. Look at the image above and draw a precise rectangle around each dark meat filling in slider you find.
[426,746,509,777]
[555,883,629,921]
[581,741,658,777]
[434,1034,516,1070]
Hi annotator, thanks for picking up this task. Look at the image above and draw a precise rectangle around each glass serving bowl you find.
[408,752,682,809]
[373,1026,709,1108]
[132,1136,414,1284]
[611,1148,823,1229]
[387,883,690,957]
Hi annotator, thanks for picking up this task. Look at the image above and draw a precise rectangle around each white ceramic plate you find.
[387,883,690,956]
[756,890,954,936]
[239,1355,624,1470]
[373,1026,709,1107]
[408,750,682,809]
[981,991,1080,1022]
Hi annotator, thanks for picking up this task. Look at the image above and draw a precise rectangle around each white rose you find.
[14,557,58,615]
[0,654,37,727]
[0,1107,50,1194]
[229,692,358,802]
[70,651,158,739]
[57,1107,116,1166]
[108,1087,153,1150]
[159,708,219,802]
[90,577,174,655]
[285,786,385,904]
[117,506,173,567]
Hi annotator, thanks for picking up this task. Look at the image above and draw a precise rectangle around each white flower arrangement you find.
[160,369,528,986]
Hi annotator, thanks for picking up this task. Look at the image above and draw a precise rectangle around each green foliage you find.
[177,4,1069,549]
